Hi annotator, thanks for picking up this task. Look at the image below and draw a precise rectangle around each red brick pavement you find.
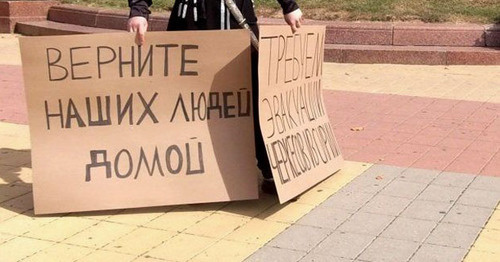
[1,64,499,176]
[0,65,27,124]
[324,90,500,176]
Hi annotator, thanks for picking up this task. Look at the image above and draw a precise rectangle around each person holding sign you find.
[127,0,303,194]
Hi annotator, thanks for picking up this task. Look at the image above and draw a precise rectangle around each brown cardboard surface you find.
[20,30,258,214]
[258,25,344,203]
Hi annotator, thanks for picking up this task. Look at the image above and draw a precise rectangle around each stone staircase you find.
[260,19,500,65]
[15,4,168,35]
[4,2,500,65]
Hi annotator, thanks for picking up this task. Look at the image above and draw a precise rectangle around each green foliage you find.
[61,0,500,23]
[61,0,176,11]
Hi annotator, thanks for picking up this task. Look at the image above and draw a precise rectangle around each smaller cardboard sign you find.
[258,25,344,203]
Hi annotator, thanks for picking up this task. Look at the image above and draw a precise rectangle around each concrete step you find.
[14,20,500,65]
[3,2,500,48]
[260,18,500,47]
[47,4,169,31]
[325,44,500,65]
[14,19,500,65]
[11,3,500,65]
[15,20,121,36]
[0,0,58,33]
[47,5,500,47]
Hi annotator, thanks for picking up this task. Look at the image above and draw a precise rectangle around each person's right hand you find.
[127,16,148,45]
[284,9,304,33]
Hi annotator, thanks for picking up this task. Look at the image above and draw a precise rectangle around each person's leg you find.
[251,50,272,179]
[250,36,276,194]
[167,0,276,193]
[232,6,277,193]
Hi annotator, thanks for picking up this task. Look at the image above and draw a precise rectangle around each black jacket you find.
[128,0,299,29]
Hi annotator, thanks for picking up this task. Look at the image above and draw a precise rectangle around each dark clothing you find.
[166,0,259,32]
[128,0,300,178]
[128,0,299,21]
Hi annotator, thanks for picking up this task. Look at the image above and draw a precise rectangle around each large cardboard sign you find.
[258,26,344,203]
[20,30,258,215]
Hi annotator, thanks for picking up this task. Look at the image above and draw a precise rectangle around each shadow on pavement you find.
[0,148,286,219]
[0,148,36,215]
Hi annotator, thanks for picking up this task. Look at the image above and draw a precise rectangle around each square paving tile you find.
[224,219,289,244]
[364,165,407,178]
[25,217,97,242]
[145,209,211,232]
[400,200,453,221]
[485,211,500,231]
[193,240,260,262]
[296,207,352,229]
[411,149,460,170]
[0,232,15,245]
[410,244,468,262]
[462,249,500,262]
[78,250,136,262]
[0,184,31,203]
[432,172,476,188]
[471,227,500,254]
[337,212,394,236]
[457,189,500,208]
[63,221,136,249]
[0,211,57,235]
[146,233,217,261]
[339,176,390,195]
[426,223,482,249]
[245,246,305,262]
[476,227,500,253]
[339,165,403,194]
[268,225,331,252]
[103,227,177,256]
[258,202,315,224]
[359,195,412,216]
[23,243,93,262]
[218,196,278,218]
[381,217,438,242]
[397,168,440,184]
[358,237,420,262]
[417,185,464,203]
[321,191,374,212]
[311,231,374,259]
[1,193,33,213]
[468,176,500,192]
[184,213,250,238]
[379,180,427,199]
[442,204,493,227]
[104,207,167,226]
[300,253,353,262]
[0,237,54,262]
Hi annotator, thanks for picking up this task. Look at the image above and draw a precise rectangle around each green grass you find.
[62,0,500,23]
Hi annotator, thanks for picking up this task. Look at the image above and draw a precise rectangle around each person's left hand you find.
[284,9,304,33]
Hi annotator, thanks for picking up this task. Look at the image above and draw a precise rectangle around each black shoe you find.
[261,178,277,195]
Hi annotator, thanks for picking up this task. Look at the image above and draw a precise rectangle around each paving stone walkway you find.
[0,34,499,261]
[246,165,500,262]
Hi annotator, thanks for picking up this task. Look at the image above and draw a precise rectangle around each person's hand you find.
[127,16,148,45]
[284,9,304,33]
